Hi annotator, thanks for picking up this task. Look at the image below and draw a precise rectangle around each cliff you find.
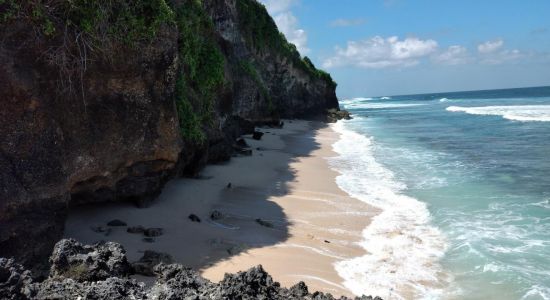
[0,0,339,268]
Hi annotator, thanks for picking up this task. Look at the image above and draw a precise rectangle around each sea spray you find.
[328,121,450,299]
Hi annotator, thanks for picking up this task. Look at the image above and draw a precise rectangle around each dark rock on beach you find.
[107,219,127,227]
[256,218,274,228]
[188,214,202,223]
[210,210,225,220]
[0,239,380,300]
[253,131,265,140]
[144,228,164,237]
[235,138,249,148]
[127,226,146,234]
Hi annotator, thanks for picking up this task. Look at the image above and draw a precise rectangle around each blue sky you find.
[259,0,550,98]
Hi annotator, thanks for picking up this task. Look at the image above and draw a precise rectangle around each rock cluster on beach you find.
[0,239,380,300]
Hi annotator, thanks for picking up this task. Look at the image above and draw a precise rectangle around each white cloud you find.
[432,45,470,65]
[330,18,366,27]
[480,49,524,65]
[259,0,309,54]
[273,12,309,54]
[478,39,504,54]
[323,36,438,69]
[260,0,295,14]
[476,39,524,64]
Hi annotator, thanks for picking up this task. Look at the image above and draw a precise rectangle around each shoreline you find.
[64,120,377,297]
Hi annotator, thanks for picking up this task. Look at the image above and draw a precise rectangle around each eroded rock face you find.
[204,0,340,122]
[0,0,340,268]
[0,17,181,267]
[0,240,381,300]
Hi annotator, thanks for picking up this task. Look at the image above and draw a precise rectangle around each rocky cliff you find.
[0,0,339,268]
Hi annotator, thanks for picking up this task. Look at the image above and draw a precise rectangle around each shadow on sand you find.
[64,121,329,275]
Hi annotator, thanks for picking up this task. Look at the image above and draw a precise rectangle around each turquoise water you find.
[333,86,550,299]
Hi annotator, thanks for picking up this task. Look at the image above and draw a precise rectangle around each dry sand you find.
[64,120,378,297]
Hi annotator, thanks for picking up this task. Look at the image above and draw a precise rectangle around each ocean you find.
[329,86,550,299]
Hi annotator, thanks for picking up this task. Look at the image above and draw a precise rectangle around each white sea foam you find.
[328,121,449,299]
[345,103,426,109]
[439,98,450,102]
[381,96,392,100]
[446,105,550,122]
[521,285,550,300]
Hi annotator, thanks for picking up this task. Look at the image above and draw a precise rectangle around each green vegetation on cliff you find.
[173,0,226,143]
[235,0,336,88]
[0,0,174,44]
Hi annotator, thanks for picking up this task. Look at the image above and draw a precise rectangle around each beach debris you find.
[142,237,155,243]
[188,214,201,223]
[132,250,174,277]
[107,219,127,227]
[227,182,232,189]
[252,131,264,140]
[127,226,146,234]
[210,210,224,220]
[324,240,331,244]
[144,228,163,237]
[255,218,274,228]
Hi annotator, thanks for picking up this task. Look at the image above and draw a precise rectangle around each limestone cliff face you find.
[205,0,339,121]
[0,0,339,267]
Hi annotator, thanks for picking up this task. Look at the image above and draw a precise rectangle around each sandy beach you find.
[64,120,377,297]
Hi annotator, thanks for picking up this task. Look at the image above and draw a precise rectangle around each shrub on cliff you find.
[172,0,226,143]
[235,0,336,88]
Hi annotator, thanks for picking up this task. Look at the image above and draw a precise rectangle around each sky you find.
[258,0,550,98]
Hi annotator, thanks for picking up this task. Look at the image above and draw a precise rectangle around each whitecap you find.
[381,96,392,100]
[327,121,449,299]
[346,103,426,109]
[446,105,550,122]
[439,98,450,102]
[521,285,550,300]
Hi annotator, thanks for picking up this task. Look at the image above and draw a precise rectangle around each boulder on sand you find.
[107,219,127,227]
[188,214,201,223]
[252,131,264,140]
[210,210,225,220]
[144,228,164,237]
